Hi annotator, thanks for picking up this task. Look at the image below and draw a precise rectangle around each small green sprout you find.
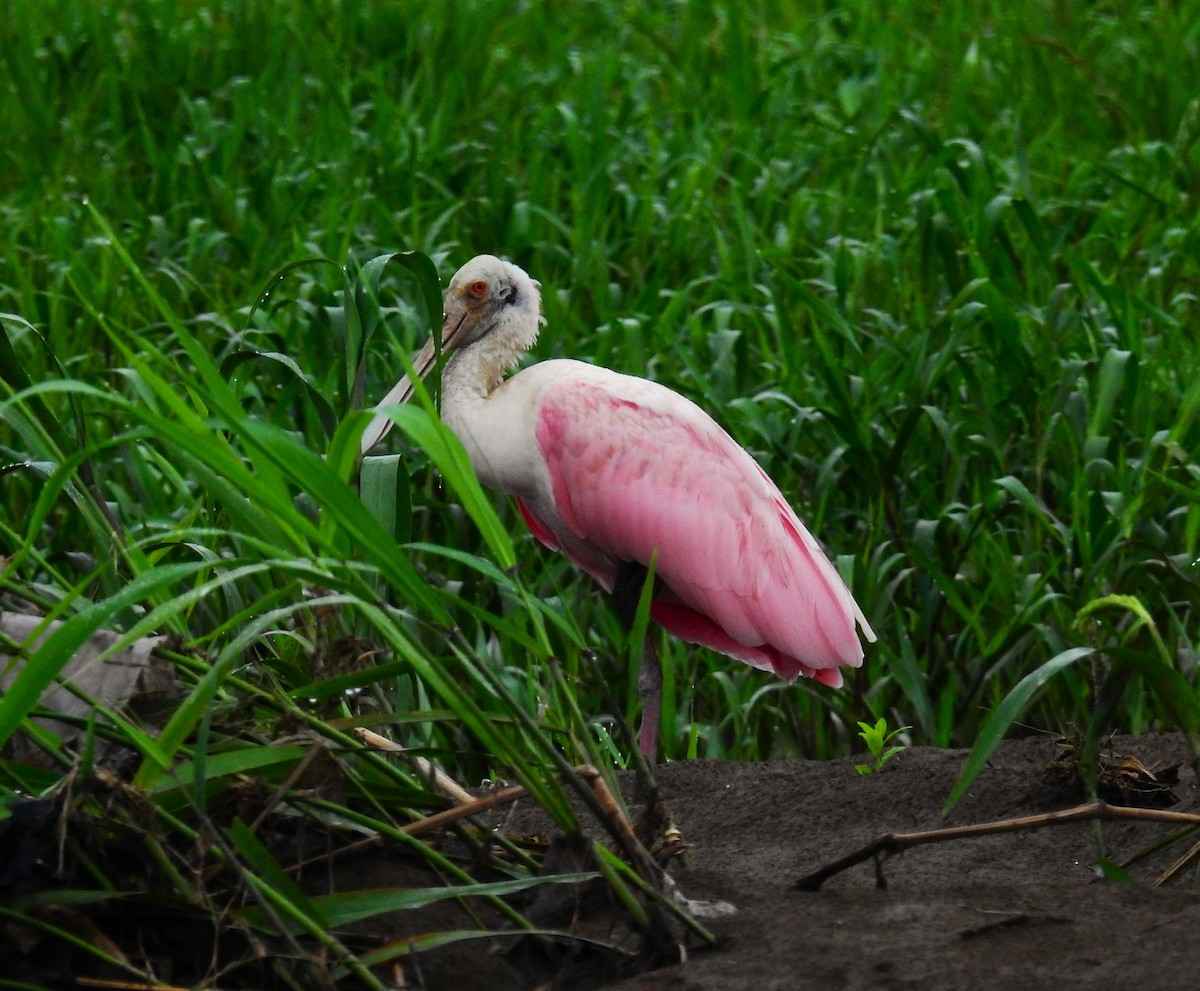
[855,717,911,775]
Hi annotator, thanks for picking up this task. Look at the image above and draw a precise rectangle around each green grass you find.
[2,0,1200,984]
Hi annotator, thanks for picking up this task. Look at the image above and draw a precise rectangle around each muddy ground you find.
[352,733,1200,990]
[608,734,1200,991]
[7,734,1198,989]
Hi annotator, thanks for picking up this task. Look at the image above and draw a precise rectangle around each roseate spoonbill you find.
[361,255,876,757]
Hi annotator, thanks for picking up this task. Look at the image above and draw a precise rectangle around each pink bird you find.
[361,255,876,757]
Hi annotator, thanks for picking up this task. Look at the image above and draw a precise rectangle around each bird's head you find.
[359,254,543,454]
[442,254,542,351]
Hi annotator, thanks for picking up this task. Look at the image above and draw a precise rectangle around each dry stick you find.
[280,733,562,873]
[794,801,1200,892]
[352,727,476,804]
[394,762,634,846]
[352,729,649,855]
[280,782,532,876]
[401,779,532,836]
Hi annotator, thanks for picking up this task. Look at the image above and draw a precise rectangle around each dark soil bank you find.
[11,735,1197,990]
[609,734,1200,991]
[372,734,1199,990]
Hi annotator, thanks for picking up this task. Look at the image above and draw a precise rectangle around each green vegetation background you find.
[3,0,1199,766]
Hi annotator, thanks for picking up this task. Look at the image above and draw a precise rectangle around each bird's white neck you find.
[438,310,547,497]
[442,295,542,402]
[443,335,519,402]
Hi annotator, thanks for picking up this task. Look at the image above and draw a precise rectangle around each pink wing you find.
[516,373,873,685]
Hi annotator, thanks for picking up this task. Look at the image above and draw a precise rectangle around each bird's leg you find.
[612,560,663,761]
[636,638,663,760]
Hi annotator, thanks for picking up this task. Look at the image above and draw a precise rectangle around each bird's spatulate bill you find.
[360,311,471,453]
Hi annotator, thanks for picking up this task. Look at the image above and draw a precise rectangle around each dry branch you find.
[795,801,1200,891]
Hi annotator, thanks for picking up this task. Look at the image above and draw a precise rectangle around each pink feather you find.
[516,373,873,685]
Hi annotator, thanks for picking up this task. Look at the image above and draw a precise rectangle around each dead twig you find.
[352,728,674,865]
[795,801,1200,892]
[352,726,476,804]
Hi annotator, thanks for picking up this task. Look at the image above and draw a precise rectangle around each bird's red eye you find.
[468,279,488,297]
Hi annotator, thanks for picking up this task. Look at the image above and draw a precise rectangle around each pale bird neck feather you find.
[444,306,540,400]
